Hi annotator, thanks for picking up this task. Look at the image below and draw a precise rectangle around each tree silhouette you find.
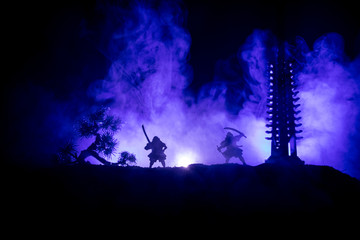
[55,141,78,165]
[75,107,119,165]
[56,107,136,166]
[117,151,137,166]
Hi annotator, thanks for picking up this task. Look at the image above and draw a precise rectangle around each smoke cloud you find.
[296,33,360,175]
[8,1,359,178]
[83,2,269,168]
[78,1,360,179]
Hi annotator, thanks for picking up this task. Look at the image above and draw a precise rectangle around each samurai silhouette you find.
[142,125,167,168]
[217,127,247,165]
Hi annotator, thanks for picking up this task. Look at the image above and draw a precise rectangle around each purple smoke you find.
[296,33,360,173]
[81,2,269,167]
[77,2,360,177]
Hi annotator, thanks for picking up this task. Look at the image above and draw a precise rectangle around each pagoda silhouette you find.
[265,45,304,165]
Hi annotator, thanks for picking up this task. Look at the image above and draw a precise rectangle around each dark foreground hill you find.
[4,163,360,229]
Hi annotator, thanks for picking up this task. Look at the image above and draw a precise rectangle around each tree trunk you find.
[78,149,112,166]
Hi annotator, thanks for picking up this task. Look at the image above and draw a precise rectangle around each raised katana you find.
[224,127,247,138]
[142,124,151,143]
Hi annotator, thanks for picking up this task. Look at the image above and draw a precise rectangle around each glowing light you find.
[175,150,198,167]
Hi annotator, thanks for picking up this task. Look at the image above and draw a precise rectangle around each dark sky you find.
[184,0,360,90]
[4,0,360,93]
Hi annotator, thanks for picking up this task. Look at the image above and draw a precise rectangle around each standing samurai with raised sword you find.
[142,125,167,168]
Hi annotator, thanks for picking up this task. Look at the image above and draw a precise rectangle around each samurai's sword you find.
[142,124,151,143]
[224,127,247,138]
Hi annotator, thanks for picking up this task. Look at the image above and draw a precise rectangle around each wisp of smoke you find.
[296,33,360,175]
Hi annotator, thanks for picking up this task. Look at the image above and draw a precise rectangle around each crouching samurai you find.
[218,127,247,165]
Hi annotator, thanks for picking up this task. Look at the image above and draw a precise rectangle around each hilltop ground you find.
[4,162,360,230]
